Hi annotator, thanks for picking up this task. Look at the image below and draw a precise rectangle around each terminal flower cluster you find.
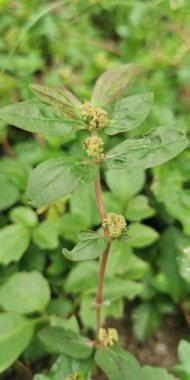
[81,102,108,131]
[98,327,118,347]
[83,135,104,160]
[102,212,126,238]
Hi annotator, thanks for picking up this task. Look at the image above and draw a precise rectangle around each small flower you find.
[102,212,126,238]
[83,135,104,160]
[98,327,118,346]
[81,102,108,131]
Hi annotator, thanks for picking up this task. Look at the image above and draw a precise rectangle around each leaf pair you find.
[0,65,154,137]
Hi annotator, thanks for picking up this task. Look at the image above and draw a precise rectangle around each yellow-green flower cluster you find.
[64,375,77,380]
[98,327,118,347]
[81,102,108,131]
[102,212,126,238]
[83,135,104,160]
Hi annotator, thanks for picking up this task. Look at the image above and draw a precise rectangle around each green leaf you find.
[105,127,189,170]
[106,241,148,279]
[0,173,19,211]
[38,326,93,359]
[63,231,107,261]
[0,100,84,136]
[173,340,190,378]
[26,158,97,207]
[35,353,92,380]
[179,246,190,285]
[58,213,88,243]
[91,64,133,107]
[65,261,99,294]
[33,220,59,250]
[0,312,34,372]
[70,182,100,226]
[80,295,123,330]
[105,168,145,203]
[125,195,155,222]
[128,223,159,248]
[132,303,161,341]
[50,315,79,334]
[106,93,154,135]
[0,224,31,265]
[0,271,50,314]
[142,366,177,380]
[151,163,190,233]
[158,227,188,302]
[95,346,143,380]
[50,354,92,380]
[103,278,143,301]
[10,206,38,227]
[30,84,82,120]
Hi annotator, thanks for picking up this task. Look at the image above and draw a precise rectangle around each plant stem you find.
[94,172,111,335]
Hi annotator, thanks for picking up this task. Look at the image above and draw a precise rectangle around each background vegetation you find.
[0,0,190,379]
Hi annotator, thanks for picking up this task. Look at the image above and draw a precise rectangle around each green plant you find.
[0,64,189,379]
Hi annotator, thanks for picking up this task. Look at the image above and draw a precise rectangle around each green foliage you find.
[173,340,190,380]
[132,303,161,341]
[38,326,93,359]
[0,1,190,378]
[0,224,31,265]
[0,100,84,136]
[63,231,107,261]
[0,271,50,314]
[0,313,34,372]
[35,353,92,380]
[95,346,143,380]
[91,64,133,107]
[105,127,188,170]
[26,158,97,207]
[106,93,154,135]
[142,366,177,380]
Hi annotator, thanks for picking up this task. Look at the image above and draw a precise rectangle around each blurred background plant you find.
[0,0,190,379]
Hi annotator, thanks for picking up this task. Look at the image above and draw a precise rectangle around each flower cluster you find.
[102,212,126,238]
[81,102,108,131]
[83,135,104,160]
[65,375,77,380]
[98,327,118,347]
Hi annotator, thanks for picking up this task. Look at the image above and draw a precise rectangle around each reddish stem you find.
[94,172,111,334]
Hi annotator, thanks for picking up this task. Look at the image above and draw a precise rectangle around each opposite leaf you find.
[38,326,93,359]
[26,158,97,207]
[105,127,189,170]
[106,93,154,135]
[0,100,84,136]
[63,231,107,261]
[0,313,34,373]
[30,84,82,120]
[95,346,143,380]
[91,64,133,107]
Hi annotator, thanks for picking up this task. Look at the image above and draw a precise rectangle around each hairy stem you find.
[94,172,111,335]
